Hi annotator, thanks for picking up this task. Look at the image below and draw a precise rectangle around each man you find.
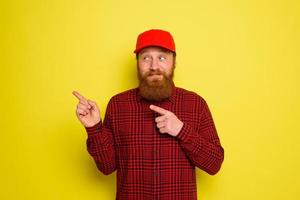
[73,29,224,200]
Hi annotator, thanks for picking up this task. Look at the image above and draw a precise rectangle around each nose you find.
[150,58,159,70]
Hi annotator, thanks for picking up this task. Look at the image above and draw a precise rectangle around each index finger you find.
[72,91,87,101]
[149,105,168,115]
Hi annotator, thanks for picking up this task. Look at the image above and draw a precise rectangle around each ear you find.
[173,56,176,68]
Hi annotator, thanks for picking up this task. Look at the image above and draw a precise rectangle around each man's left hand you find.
[149,105,183,137]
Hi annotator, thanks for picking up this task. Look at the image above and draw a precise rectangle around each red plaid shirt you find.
[85,86,224,200]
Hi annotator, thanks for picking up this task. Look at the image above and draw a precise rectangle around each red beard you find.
[138,69,174,102]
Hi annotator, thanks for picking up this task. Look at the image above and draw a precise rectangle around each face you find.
[137,46,176,102]
[137,46,175,82]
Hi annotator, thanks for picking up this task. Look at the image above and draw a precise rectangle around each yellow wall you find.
[1,0,299,199]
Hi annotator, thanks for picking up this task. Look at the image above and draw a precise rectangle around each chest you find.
[111,100,197,147]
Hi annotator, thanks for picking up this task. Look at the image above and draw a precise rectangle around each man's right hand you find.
[72,91,101,127]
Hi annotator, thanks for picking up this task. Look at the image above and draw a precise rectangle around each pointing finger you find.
[72,91,87,101]
[73,91,90,106]
[149,105,168,115]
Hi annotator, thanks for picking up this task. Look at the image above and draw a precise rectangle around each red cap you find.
[134,29,176,54]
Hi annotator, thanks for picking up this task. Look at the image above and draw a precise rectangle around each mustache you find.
[145,70,164,77]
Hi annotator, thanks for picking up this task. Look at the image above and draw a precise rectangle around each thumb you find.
[87,99,98,109]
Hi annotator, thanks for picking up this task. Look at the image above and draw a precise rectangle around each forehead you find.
[139,46,172,55]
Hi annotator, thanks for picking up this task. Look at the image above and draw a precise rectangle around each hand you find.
[72,91,101,127]
[149,105,183,137]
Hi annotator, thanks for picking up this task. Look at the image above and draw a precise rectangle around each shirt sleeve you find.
[176,98,224,175]
[85,99,116,175]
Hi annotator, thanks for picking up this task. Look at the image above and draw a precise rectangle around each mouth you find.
[147,74,163,81]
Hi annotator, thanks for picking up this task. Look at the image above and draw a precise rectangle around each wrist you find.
[173,121,183,137]
[85,121,102,135]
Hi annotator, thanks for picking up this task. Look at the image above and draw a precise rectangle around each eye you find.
[159,56,166,61]
[143,56,150,61]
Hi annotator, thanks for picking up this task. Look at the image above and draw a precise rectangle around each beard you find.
[138,67,175,102]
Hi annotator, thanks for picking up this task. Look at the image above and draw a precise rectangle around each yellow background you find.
[1,0,299,199]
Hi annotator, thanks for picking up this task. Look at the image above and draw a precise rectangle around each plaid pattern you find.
[85,87,224,200]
